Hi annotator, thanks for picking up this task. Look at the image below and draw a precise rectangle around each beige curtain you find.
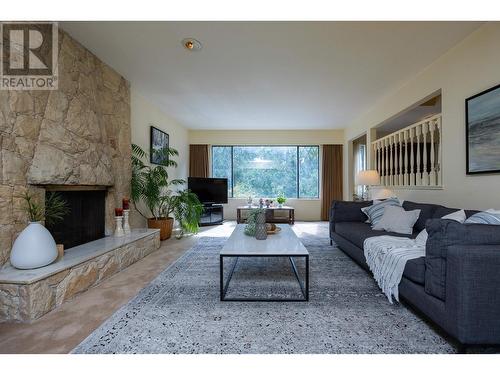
[321,144,343,221]
[189,144,209,177]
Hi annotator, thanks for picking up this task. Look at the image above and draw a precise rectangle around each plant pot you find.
[10,222,58,270]
[148,217,174,240]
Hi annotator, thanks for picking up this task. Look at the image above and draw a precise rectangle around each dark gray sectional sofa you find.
[329,200,500,351]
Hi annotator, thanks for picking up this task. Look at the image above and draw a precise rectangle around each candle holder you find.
[123,209,131,234]
[114,216,124,237]
[122,198,130,210]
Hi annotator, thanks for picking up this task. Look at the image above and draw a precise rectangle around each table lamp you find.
[355,170,380,200]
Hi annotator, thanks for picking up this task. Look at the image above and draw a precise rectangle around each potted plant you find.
[168,189,203,239]
[131,144,203,240]
[10,191,69,269]
[277,193,286,208]
[244,208,267,238]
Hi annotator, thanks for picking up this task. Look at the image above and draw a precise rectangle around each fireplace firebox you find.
[45,189,106,249]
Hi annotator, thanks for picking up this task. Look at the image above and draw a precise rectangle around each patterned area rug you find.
[72,229,455,354]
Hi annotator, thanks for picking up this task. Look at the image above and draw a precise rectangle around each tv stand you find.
[199,204,224,226]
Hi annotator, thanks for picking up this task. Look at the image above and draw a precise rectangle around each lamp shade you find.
[355,170,380,186]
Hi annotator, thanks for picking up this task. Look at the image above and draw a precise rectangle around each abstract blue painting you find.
[466,84,500,174]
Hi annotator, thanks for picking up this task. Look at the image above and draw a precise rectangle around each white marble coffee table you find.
[219,224,309,302]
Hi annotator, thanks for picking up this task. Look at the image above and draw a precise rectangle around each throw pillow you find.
[415,209,467,245]
[361,197,401,226]
[465,209,500,225]
[415,229,428,245]
[372,205,421,235]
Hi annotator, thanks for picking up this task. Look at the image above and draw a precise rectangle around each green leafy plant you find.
[131,143,184,220]
[244,208,266,236]
[131,144,203,234]
[171,190,203,234]
[276,193,286,205]
[23,191,70,225]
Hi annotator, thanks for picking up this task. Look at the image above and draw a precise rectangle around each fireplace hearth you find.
[45,189,106,249]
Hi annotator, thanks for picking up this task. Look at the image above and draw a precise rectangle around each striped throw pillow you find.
[361,198,401,226]
[465,209,500,225]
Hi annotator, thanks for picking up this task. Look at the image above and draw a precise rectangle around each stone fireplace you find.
[0,27,132,267]
[0,26,161,323]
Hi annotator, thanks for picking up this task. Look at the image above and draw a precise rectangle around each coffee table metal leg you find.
[305,255,309,301]
[219,255,224,300]
[221,255,309,302]
[289,257,306,300]
[220,255,239,301]
[289,255,309,301]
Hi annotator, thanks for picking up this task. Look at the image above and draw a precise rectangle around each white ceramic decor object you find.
[123,210,131,234]
[10,222,58,270]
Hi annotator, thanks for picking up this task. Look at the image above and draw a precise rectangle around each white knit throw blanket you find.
[363,236,425,303]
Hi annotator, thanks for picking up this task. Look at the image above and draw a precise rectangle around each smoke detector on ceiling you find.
[182,38,202,51]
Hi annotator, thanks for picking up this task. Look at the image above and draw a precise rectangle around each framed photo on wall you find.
[150,126,169,165]
[466,83,500,174]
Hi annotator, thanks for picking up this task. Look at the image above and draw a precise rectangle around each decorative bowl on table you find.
[266,223,281,234]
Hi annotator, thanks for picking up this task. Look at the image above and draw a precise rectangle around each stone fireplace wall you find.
[0,27,131,267]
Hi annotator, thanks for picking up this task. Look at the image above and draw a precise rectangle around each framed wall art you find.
[466,83,500,174]
[150,126,169,165]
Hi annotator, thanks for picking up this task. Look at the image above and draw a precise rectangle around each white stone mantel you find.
[0,228,161,323]
[0,229,159,285]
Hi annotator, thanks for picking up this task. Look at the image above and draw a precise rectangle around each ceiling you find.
[61,22,482,130]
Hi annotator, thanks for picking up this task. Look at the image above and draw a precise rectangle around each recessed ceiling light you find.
[182,38,202,51]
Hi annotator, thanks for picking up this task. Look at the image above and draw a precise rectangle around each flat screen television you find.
[188,177,228,205]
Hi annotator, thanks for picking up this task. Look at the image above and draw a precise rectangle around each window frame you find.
[211,145,320,199]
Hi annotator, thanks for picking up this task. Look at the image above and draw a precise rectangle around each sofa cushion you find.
[465,210,500,225]
[372,206,421,234]
[415,209,466,245]
[330,200,372,223]
[402,201,439,231]
[361,198,401,225]
[403,257,426,285]
[433,206,479,219]
[331,232,369,270]
[425,219,500,301]
[334,222,413,249]
[330,200,373,234]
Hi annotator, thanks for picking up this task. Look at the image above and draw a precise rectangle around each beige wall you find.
[130,90,189,226]
[189,129,344,221]
[344,22,500,210]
